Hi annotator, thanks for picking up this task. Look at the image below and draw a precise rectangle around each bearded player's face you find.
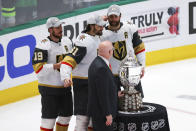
[51,25,63,39]
[94,25,104,36]
[108,14,121,27]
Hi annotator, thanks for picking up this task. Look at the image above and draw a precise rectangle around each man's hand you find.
[64,78,72,88]
[53,62,61,70]
[106,114,113,126]
[141,67,145,78]
[118,91,124,97]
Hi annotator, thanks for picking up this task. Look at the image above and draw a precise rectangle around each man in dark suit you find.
[88,40,118,131]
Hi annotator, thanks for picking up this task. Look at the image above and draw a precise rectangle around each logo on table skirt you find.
[118,122,125,131]
[128,123,137,131]
[151,121,159,130]
[151,119,166,130]
[141,122,150,131]
[158,119,165,128]
[113,122,118,130]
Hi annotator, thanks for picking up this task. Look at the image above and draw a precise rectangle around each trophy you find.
[118,53,143,112]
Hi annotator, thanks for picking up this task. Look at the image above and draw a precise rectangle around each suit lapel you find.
[97,56,108,68]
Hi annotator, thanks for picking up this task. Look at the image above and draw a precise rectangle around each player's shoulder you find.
[36,38,51,50]
[123,21,137,32]
[61,36,72,46]
[78,33,88,41]
[75,33,90,46]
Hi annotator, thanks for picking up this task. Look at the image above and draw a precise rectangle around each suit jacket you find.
[88,56,118,118]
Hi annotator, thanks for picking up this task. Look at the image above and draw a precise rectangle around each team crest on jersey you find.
[64,45,68,52]
[112,41,127,60]
[41,39,48,43]
[124,32,128,39]
[79,35,86,41]
[56,54,66,63]
[127,21,132,25]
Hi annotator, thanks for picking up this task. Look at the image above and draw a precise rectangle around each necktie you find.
[109,64,112,71]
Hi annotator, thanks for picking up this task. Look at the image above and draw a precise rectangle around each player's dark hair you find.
[82,24,95,33]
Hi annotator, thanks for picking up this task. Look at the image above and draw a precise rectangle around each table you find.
[113,102,170,131]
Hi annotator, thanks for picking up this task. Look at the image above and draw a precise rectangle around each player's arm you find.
[127,22,146,67]
[61,36,74,52]
[129,22,146,78]
[132,31,145,67]
[32,48,58,77]
[132,31,145,78]
[60,45,87,85]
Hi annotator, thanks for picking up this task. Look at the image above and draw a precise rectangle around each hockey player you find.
[60,15,106,131]
[32,17,73,131]
[101,4,146,97]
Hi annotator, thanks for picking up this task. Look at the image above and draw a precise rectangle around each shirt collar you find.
[98,55,109,67]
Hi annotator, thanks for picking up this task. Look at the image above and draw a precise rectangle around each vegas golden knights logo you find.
[64,46,68,52]
[56,54,66,72]
[112,41,127,60]
[124,32,128,39]
[56,54,66,63]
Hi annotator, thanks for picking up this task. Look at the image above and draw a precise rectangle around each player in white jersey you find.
[32,17,73,131]
[101,4,146,97]
[60,15,106,131]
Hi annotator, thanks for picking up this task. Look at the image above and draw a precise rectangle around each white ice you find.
[0,58,196,131]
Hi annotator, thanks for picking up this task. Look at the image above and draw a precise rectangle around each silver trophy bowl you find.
[118,53,143,112]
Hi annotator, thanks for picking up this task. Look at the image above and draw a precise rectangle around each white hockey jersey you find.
[60,33,100,80]
[101,21,145,75]
[32,36,72,88]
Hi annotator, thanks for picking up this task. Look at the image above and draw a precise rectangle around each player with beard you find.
[60,15,106,131]
[32,17,73,131]
[101,4,146,98]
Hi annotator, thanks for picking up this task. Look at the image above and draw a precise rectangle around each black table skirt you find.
[113,102,170,131]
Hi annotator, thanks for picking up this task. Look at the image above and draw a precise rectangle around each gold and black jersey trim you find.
[62,56,77,69]
[32,48,48,74]
[38,83,64,88]
[72,76,88,79]
[32,48,48,64]
[132,31,143,48]
[114,74,119,76]
[33,62,46,74]
[61,45,86,69]
[134,42,145,55]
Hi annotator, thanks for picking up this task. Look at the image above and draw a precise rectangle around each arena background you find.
[0,0,196,106]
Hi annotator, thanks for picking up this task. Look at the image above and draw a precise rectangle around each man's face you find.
[108,14,121,27]
[51,25,63,39]
[94,25,104,36]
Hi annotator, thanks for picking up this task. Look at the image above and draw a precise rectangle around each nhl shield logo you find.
[112,41,127,60]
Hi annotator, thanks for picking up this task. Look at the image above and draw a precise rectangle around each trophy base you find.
[118,90,142,112]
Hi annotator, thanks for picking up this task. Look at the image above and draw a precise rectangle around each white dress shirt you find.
[98,55,109,67]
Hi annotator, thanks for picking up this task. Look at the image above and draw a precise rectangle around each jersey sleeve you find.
[61,34,87,69]
[60,34,87,81]
[127,22,146,66]
[32,40,56,77]
[61,36,74,53]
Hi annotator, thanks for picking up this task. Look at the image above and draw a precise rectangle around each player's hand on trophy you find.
[53,62,61,70]
[141,67,145,78]
[106,114,113,126]
[63,78,72,88]
[118,91,124,97]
